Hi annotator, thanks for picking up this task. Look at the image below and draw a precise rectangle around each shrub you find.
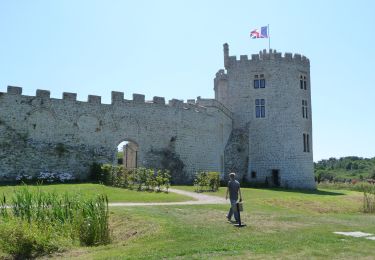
[89,162,104,183]
[155,170,171,192]
[96,164,171,192]
[208,172,220,191]
[194,171,220,192]
[194,171,208,192]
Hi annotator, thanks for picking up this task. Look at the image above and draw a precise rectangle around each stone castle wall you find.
[0,43,316,189]
[0,87,232,182]
[215,44,315,189]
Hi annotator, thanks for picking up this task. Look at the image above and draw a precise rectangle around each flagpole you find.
[268,24,270,52]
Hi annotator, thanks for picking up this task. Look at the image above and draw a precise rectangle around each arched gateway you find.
[0,88,231,183]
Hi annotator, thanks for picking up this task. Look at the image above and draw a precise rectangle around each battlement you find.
[1,86,232,119]
[223,43,309,69]
[215,69,228,80]
[7,86,22,94]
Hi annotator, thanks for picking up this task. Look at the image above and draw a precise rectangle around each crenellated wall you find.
[0,42,316,189]
[216,43,315,189]
[223,44,310,69]
[0,86,232,182]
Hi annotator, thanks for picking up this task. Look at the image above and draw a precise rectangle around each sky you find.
[0,0,374,162]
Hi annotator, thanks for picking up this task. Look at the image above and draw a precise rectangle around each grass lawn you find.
[35,186,374,259]
[0,183,192,203]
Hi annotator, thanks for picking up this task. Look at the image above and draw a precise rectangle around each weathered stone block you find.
[36,89,50,98]
[153,96,165,105]
[133,94,145,103]
[7,86,22,94]
[88,95,101,104]
[63,92,77,101]
[111,91,124,104]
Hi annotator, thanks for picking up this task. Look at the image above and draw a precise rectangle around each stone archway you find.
[116,140,139,169]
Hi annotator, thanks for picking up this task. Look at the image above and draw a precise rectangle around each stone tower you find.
[215,43,316,189]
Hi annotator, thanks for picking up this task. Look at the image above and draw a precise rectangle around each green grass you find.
[33,186,374,259]
[0,184,373,259]
[0,183,192,203]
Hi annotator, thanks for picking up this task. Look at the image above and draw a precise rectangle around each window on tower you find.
[255,99,265,118]
[254,74,265,89]
[302,100,308,118]
[300,75,307,90]
[303,133,310,152]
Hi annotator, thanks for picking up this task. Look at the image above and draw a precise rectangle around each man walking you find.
[225,172,242,223]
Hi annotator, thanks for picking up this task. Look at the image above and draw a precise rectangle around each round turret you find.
[215,44,315,189]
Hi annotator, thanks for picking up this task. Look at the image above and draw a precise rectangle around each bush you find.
[94,164,171,192]
[90,162,104,183]
[194,171,220,192]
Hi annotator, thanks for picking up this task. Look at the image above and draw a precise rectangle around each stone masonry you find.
[0,88,232,182]
[215,44,315,189]
[0,43,315,189]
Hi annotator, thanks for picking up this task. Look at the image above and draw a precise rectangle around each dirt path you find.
[109,188,226,207]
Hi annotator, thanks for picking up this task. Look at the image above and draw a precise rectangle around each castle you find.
[0,43,316,189]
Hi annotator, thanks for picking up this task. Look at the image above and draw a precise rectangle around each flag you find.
[250,26,269,39]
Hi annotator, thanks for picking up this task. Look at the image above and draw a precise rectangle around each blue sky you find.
[1,0,374,161]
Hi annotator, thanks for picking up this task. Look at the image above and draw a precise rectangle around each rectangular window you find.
[261,99,265,117]
[302,100,308,119]
[302,101,305,118]
[254,74,265,89]
[260,79,265,88]
[256,99,260,117]
[303,133,310,152]
[300,75,307,90]
[255,99,265,118]
[254,79,260,89]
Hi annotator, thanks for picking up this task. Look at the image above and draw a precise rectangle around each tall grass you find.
[318,182,375,213]
[0,186,111,258]
[0,194,8,218]
[76,194,110,246]
[362,184,375,213]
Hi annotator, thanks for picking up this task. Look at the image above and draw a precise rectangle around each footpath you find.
[109,188,226,207]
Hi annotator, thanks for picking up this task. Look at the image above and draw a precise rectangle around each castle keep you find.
[0,43,316,189]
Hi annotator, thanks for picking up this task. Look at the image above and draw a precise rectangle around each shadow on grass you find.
[252,187,346,196]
